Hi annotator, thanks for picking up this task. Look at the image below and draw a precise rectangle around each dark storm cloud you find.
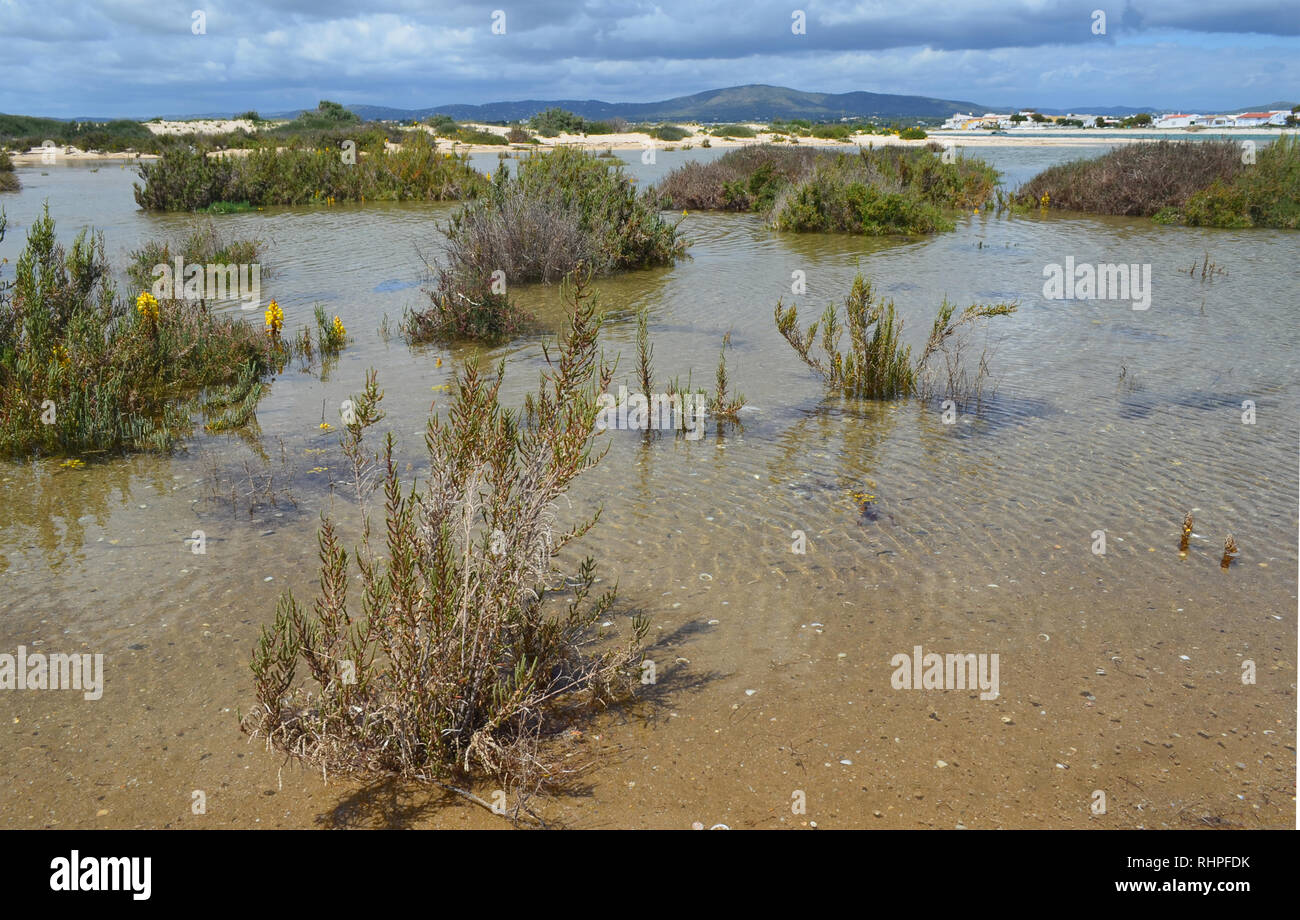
[0,1,1295,117]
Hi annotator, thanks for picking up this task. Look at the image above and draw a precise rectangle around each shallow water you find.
[1,147,1294,829]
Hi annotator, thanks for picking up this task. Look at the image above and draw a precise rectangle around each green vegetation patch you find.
[0,207,283,457]
[657,144,997,234]
[1023,136,1300,227]
[406,147,687,343]
[133,133,487,210]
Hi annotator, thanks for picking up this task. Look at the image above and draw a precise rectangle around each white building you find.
[1154,113,1199,128]
[1233,111,1288,127]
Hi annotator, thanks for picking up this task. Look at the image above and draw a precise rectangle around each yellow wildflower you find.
[264,299,284,336]
[331,315,346,340]
[59,458,84,470]
[136,291,160,324]
[319,422,333,431]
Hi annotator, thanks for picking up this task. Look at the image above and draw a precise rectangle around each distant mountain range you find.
[348,84,991,122]
[341,86,1296,123]
[35,86,1300,124]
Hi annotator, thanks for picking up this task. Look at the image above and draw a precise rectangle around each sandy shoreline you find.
[9,123,1297,165]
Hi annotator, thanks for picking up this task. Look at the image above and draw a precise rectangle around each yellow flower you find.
[136,291,160,324]
[435,357,443,368]
[59,458,84,470]
[319,422,333,431]
[264,299,284,336]
[331,315,346,340]
[52,344,70,368]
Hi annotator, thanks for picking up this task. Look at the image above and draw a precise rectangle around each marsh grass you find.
[244,273,648,812]
[134,134,487,211]
[0,206,285,458]
[125,220,267,293]
[776,274,1016,405]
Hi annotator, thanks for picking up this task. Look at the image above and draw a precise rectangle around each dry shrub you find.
[1019,140,1243,216]
[244,269,648,810]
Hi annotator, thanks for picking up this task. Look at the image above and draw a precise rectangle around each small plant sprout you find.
[1221,534,1239,570]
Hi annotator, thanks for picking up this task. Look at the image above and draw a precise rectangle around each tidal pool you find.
[1,145,1294,829]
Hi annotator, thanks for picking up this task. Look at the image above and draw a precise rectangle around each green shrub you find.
[134,134,487,210]
[1018,140,1243,217]
[811,124,853,141]
[1165,136,1300,229]
[773,175,948,235]
[409,148,685,344]
[709,124,757,138]
[0,150,17,193]
[657,144,997,234]
[898,126,928,140]
[0,206,282,457]
[454,126,507,145]
[650,125,690,142]
[529,107,586,137]
[656,145,822,210]
[426,114,457,136]
[288,100,360,131]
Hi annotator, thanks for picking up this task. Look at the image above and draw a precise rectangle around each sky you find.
[0,0,1296,118]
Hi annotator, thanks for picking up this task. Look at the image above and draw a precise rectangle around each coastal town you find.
[941,108,1297,129]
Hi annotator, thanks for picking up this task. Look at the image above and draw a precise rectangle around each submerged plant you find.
[244,270,648,811]
[1180,511,1194,554]
[707,331,745,422]
[1221,534,1239,570]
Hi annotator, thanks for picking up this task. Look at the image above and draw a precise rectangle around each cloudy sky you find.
[1,1,1295,118]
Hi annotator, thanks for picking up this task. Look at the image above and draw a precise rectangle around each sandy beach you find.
[9,120,1295,165]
